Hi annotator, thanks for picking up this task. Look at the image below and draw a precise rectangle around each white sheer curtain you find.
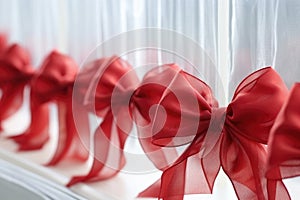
[229,0,300,96]
[0,0,226,102]
[274,0,300,88]
[228,0,278,98]
[2,0,300,199]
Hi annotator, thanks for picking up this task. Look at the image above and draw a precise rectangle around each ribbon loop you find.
[31,51,77,103]
[227,67,288,144]
[267,83,300,180]
[0,44,32,82]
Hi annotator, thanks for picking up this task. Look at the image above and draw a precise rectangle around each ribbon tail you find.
[139,159,187,200]
[221,133,290,200]
[67,111,127,186]
[9,91,49,150]
[138,179,162,198]
[138,136,178,171]
[139,136,221,200]
[46,98,90,166]
[0,84,25,131]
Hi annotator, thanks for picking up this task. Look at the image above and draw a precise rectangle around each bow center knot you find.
[111,88,135,107]
[210,107,227,132]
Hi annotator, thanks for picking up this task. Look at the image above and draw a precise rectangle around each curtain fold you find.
[0,0,219,90]
[273,0,300,88]
[229,0,300,95]
[228,0,279,98]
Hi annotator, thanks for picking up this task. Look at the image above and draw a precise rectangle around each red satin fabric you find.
[10,51,89,165]
[136,66,290,200]
[267,83,300,180]
[0,44,33,131]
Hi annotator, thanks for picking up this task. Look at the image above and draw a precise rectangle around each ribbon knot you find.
[112,88,135,108]
[209,107,226,132]
[198,107,226,158]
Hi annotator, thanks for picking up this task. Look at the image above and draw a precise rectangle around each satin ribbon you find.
[134,66,290,200]
[10,51,89,165]
[0,44,33,131]
[67,56,178,186]
[267,83,300,180]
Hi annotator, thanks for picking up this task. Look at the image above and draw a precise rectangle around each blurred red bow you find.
[10,51,89,165]
[68,57,178,186]
[0,43,33,131]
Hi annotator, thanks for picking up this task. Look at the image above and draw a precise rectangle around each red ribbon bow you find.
[134,66,290,200]
[11,51,89,165]
[267,83,300,180]
[0,44,33,131]
[68,56,178,186]
[67,56,140,185]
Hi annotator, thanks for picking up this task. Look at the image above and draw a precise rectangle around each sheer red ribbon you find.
[67,56,139,185]
[10,51,89,165]
[267,83,300,180]
[0,30,295,199]
[0,43,33,131]
[135,66,290,200]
